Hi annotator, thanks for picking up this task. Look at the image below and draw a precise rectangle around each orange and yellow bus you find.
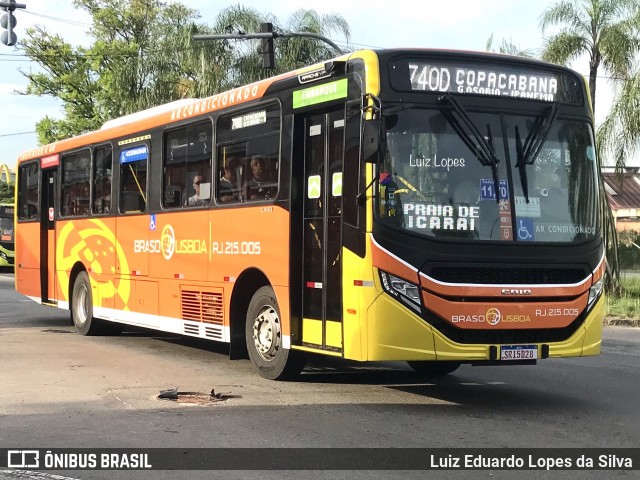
[0,203,15,268]
[15,49,607,379]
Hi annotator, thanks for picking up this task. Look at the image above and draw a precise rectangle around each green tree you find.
[20,2,350,145]
[20,0,220,144]
[0,181,14,203]
[540,0,640,116]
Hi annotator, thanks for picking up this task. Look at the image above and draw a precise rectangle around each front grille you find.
[428,266,587,285]
[0,241,13,250]
[418,264,590,343]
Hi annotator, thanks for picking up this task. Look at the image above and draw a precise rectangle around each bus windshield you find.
[377,106,600,243]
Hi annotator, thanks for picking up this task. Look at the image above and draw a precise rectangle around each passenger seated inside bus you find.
[186,173,210,206]
[218,162,240,203]
[246,155,277,200]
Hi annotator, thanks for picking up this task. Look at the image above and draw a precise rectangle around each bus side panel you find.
[15,222,40,299]
[147,211,210,283]
[104,206,290,338]
[207,207,290,336]
[115,215,150,277]
[55,218,116,306]
[205,207,290,286]
[87,217,117,312]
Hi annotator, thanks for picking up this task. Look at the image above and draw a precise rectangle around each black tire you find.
[245,286,305,380]
[407,361,461,376]
[71,271,121,335]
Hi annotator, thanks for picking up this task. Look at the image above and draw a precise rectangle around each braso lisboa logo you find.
[133,224,207,260]
[160,224,175,260]
[485,307,501,325]
[451,307,531,325]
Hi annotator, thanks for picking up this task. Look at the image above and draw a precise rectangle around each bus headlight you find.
[379,271,421,312]
[588,278,604,309]
[0,251,6,260]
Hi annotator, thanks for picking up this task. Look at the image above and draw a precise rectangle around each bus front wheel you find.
[245,286,304,380]
[407,361,461,375]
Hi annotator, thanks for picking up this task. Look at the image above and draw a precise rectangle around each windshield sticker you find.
[516,218,535,241]
[404,203,479,231]
[499,199,512,240]
[535,224,596,235]
[514,196,541,217]
[409,153,465,170]
[480,179,509,200]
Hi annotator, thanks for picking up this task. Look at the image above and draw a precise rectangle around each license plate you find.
[500,345,538,360]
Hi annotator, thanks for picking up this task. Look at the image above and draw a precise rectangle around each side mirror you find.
[362,118,382,163]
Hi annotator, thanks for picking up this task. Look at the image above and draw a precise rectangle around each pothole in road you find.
[157,388,239,405]
[42,328,75,334]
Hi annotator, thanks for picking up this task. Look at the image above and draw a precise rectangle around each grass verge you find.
[605,275,640,326]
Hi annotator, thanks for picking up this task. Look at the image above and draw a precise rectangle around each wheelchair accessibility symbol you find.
[517,218,534,241]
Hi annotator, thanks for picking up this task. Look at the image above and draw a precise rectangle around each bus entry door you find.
[300,111,344,352]
[40,169,57,304]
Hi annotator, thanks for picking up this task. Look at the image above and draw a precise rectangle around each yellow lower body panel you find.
[365,293,438,361]
[300,318,343,349]
[364,290,605,362]
[550,294,603,358]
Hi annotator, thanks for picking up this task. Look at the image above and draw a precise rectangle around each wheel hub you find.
[252,305,281,361]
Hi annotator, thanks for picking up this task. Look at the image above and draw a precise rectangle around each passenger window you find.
[17,162,39,221]
[92,145,113,215]
[216,103,281,203]
[119,145,148,214]
[163,122,212,208]
[61,150,91,217]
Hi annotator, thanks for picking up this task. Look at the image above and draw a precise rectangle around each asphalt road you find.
[0,269,639,480]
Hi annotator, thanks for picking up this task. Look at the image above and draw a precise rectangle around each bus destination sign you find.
[406,61,565,102]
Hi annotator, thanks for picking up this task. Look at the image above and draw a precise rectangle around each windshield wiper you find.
[438,95,502,203]
[515,105,558,203]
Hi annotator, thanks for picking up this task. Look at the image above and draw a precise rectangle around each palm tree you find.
[485,34,535,58]
[597,71,640,171]
[540,0,640,116]
[278,9,351,71]
[209,6,350,87]
[540,1,640,293]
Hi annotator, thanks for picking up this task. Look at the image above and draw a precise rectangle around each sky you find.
[0,0,625,169]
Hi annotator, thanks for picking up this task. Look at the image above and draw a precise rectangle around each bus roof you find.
[16,47,579,164]
[16,49,360,164]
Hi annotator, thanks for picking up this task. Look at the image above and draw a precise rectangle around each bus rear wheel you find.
[71,271,121,335]
[245,286,304,380]
[407,361,461,376]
